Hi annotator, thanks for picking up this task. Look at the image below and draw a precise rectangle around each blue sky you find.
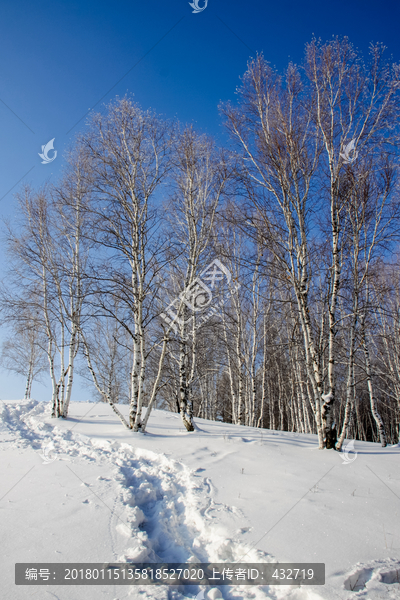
[1,0,399,399]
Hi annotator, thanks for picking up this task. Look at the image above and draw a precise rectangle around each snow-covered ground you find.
[0,399,399,600]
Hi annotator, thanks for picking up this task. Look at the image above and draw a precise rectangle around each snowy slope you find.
[0,399,399,600]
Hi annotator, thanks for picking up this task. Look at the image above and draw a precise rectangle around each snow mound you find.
[343,558,400,598]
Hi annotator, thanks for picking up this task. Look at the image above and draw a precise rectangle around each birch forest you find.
[1,38,400,450]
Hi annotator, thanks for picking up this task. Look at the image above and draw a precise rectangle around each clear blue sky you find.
[1,0,399,400]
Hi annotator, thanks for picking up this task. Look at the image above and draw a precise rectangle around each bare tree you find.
[221,39,400,447]
[0,317,47,399]
[3,187,69,417]
[80,97,175,430]
[161,127,231,430]
[2,146,91,418]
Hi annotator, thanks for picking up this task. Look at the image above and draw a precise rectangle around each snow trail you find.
[1,400,399,600]
[0,400,277,599]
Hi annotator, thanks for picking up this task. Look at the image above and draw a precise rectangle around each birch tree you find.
[81,97,175,431]
[4,187,70,417]
[0,319,47,399]
[162,127,231,430]
[221,39,400,447]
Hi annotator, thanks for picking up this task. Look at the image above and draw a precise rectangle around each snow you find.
[0,399,399,600]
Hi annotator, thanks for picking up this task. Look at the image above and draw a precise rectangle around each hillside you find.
[0,399,399,599]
